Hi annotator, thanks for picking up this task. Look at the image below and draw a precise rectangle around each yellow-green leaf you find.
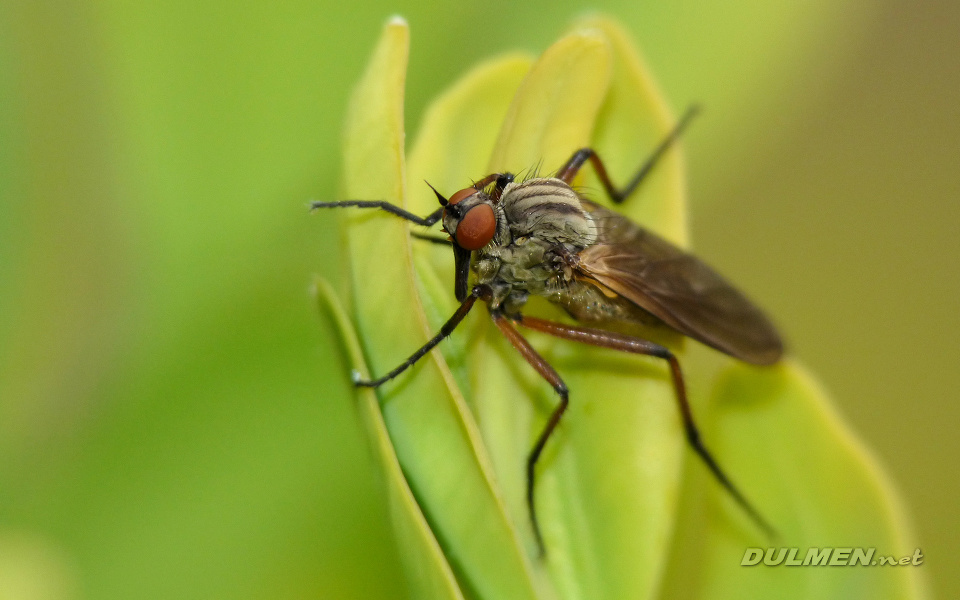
[340,18,544,600]
[316,277,464,600]
[487,30,612,174]
[659,361,929,600]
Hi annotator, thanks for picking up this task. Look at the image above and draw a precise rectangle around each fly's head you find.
[433,185,498,251]
[428,182,502,302]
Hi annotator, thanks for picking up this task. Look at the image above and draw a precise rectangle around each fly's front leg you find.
[513,314,777,540]
[556,105,700,204]
[355,285,490,387]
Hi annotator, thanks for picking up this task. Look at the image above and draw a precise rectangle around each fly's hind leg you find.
[512,314,777,540]
[556,105,700,203]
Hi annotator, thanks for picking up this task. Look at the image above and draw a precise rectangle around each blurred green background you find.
[1,1,956,598]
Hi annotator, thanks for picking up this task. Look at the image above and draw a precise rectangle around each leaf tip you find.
[386,14,409,29]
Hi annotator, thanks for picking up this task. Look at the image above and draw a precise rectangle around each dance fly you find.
[312,106,783,553]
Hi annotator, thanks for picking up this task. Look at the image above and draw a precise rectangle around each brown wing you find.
[576,201,783,365]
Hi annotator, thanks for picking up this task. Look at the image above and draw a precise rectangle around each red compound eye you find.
[447,187,476,205]
[455,204,496,250]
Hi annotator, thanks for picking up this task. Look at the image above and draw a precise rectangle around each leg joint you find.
[470,285,491,301]
[651,345,674,361]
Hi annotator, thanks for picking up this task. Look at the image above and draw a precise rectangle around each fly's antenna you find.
[425,181,448,205]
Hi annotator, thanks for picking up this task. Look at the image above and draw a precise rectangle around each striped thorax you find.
[471,177,598,311]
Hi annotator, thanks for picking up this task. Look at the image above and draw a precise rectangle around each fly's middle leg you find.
[490,312,568,556]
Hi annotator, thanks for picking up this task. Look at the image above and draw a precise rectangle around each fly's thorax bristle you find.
[501,178,597,248]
